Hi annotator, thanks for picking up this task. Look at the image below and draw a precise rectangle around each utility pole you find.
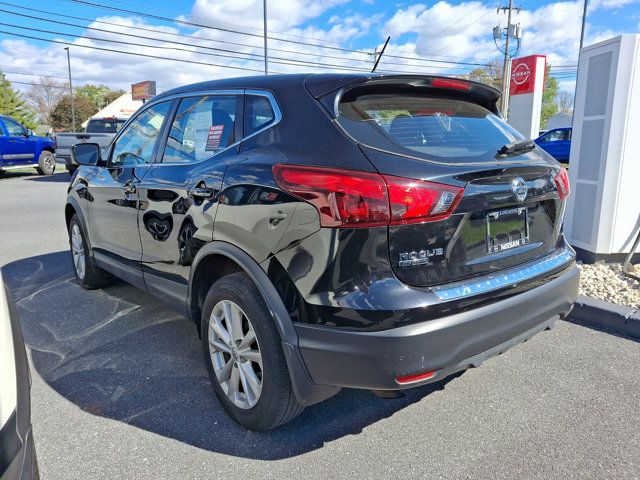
[64,47,76,131]
[494,1,521,118]
[579,0,588,50]
[263,0,268,75]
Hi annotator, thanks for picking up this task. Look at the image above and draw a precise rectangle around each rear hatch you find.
[318,75,567,288]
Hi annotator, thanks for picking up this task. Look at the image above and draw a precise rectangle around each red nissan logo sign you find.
[509,55,545,95]
[511,63,531,85]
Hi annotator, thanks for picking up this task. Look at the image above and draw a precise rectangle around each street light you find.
[64,47,76,131]
[263,0,268,74]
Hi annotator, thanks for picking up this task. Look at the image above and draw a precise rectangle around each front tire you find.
[201,273,303,431]
[68,214,114,289]
[36,151,56,175]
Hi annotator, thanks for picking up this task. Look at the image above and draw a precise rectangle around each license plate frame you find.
[486,207,529,254]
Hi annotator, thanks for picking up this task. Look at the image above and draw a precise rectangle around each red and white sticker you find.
[205,125,225,151]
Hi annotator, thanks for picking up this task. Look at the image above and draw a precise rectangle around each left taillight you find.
[272,164,464,228]
[272,164,390,227]
[553,168,570,200]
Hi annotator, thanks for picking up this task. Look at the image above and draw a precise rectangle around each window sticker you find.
[205,125,225,151]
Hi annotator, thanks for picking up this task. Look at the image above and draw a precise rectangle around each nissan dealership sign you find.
[507,55,547,138]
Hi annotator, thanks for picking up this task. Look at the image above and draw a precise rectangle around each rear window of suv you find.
[337,93,524,163]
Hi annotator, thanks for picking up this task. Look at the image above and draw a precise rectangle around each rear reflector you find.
[431,78,471,91]
[273,164,464,228]
[553,168,570,200]
[396,370,437,385]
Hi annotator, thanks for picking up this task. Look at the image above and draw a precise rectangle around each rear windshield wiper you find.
[497,139,535,157]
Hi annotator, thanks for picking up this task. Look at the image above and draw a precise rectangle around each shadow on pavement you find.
[2,251,460,460]
[0,170,69,182]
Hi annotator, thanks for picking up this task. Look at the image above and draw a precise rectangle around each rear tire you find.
[201,272,304,431]
[36,151,56,175]
[68,214,114,289]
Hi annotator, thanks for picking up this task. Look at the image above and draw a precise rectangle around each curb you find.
[567,295,640,340]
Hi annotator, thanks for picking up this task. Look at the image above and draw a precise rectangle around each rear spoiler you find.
[304,74,502,118]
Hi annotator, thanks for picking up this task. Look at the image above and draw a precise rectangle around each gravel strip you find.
[577,262,640,309]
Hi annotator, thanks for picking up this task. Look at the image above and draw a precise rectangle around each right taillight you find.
[553,168,570,200]
[383,175,463,225]
[273,164,464,228]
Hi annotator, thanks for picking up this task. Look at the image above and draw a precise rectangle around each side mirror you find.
[24,129,33,137]
[72,143,101,166]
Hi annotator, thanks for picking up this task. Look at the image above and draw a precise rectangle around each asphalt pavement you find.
[1,170,639,480]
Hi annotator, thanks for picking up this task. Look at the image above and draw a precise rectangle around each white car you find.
[0,274,38,479]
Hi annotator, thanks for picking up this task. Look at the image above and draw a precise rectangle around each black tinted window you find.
[337,93,524,163]
[86,119,126,133]
[162,95,238,164]
[244,95,276,137]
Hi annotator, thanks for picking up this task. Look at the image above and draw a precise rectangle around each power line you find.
[64,0,363,54]
[102,0,353,48]
[0,2,378,66]
[0,10,384,72]
[1,21,383,73]
[1,1,497,71]
[0,29,268,73]
[0,67,133,87]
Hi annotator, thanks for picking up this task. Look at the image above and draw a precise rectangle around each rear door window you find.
[244,94,276,137]
[337,93,524,163]
[162,95,239,164]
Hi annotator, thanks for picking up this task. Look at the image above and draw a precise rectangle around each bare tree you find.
[556,91,574,114]
[25,77,69,125]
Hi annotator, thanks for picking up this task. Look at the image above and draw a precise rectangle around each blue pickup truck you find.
[0,115,56,175]
[534,127,572,163]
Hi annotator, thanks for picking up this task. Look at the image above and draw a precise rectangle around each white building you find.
[81,93,144,128]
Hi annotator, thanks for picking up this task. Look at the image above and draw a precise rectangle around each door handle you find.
[187,187,214,199]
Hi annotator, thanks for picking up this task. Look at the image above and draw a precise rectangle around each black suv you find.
[65,74,578,431]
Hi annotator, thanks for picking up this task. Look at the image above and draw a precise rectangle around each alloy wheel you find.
[208,299,263,409]
[71,224,86,279]
[44,155,55,172]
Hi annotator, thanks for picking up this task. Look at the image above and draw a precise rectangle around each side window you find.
[564,129,572,141]
[244,95,276,137]
[3,118,26,136]
[547,130,565,142]
[162,95,238,164]
[111,101,172,167]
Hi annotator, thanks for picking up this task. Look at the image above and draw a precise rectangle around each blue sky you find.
[1,0,638,94]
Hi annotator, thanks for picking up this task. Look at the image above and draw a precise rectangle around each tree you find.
[76,84,125,111]
[26,77,68,125]
[556,91,574,114]
[0,72,36,128]
[540,65,559,128]
[50,94,97,131]
[465,60,503,90]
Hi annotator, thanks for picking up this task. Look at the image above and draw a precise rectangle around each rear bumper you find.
[295,263,579,390]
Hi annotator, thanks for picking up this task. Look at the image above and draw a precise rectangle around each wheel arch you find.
[188,241,339,406]
[65,198,91,250]
[188,241,298,344]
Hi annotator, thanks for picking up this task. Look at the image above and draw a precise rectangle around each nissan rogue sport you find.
[65,74,578,431]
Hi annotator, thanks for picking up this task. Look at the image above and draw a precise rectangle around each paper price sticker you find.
[205,125,225,151]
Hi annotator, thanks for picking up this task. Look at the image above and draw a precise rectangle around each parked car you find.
[55,116,127,175]
[535,127,572,163]
[65,74,578,431]
[0,273,38,479]
[0,115,56,175]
